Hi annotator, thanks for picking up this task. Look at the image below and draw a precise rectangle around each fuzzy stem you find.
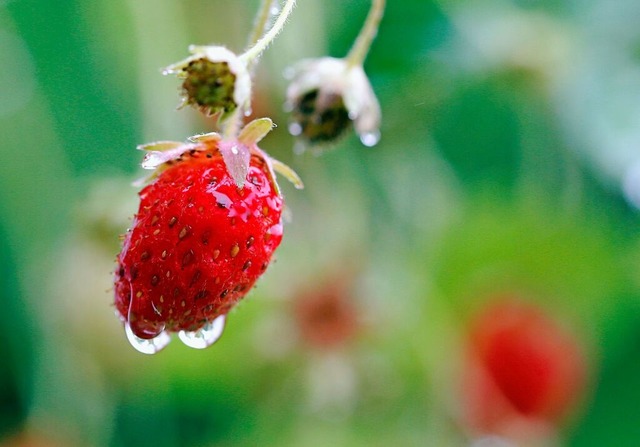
[220,1,281,139]
[345,0,386,68]
[222,0,278,138]
[247,0,277,50]
[223,109,243,139]
[246,0,280,80]
[240,0,297,63]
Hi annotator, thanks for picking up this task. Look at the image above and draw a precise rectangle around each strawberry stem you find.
[240,0,297,63]
[345,0,386,69]
[245,0,276,80]
[246,0,278,64]
[222,109,243,139]
[222,0,296,138]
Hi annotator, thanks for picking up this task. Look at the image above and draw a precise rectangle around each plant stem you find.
[247,0,277,50]
[246,0,279,76]
[223,109,243,139]
[223,0,283,138]
[240,0,297,63]
[346,0,386,68]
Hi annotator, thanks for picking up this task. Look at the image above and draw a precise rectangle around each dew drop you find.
[125,323,171,354]
[288,122,302,136]
[244,107,252,117]
[178,314,226,349]
[231,145,239,155]
[270,6,280,15]
[359,130,380,147]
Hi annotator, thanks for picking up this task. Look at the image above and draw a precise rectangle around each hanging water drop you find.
[359,130,380,147]
[125,323,171,354]
[178,314,226,349]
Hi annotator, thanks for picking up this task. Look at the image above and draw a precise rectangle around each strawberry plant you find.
[113,0,385,353]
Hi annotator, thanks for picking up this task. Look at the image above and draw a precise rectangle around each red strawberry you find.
[114,119,302,353]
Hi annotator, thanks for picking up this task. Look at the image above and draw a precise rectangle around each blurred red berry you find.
[294,277,359,349]
[461,297,587,436]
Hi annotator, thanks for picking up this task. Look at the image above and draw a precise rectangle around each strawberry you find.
[114,119,302,352]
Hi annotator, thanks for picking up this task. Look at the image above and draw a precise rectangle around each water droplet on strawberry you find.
[125,323,171,354]
[178,314,226,349]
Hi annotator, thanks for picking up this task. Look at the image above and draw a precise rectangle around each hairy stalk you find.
[247,0,277,50]
[223,0,296,137]
[240,0,297,63]
[221,1,275,139]
[346,0,386,68]
[223,109,243,139]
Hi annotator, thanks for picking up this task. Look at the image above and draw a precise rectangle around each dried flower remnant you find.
[163,0,298,126]
[285,0,385,150]
[286,57,381,148]
[164,46,252,118]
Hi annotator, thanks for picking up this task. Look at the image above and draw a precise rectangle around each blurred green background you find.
[1,0,640,445]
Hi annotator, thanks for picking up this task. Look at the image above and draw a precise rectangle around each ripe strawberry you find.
[114,119,302,351]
